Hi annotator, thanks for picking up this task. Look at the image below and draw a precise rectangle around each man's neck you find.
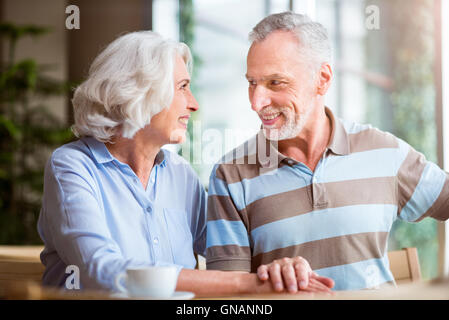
[278,106,332,172]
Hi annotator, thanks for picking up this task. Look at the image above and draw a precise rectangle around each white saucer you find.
[111,291,195,300]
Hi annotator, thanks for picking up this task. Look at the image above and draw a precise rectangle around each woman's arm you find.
[176,269,271,297]
[176,269,333,298]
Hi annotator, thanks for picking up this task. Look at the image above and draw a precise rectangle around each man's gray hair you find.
[249,12,332,68]
[71,31,192,142]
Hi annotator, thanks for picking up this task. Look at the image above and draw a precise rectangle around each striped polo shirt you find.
[206,107,449,291]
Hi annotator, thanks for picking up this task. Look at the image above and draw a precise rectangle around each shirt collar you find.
[325,106,350,156]
[83,136,115,164]
[256,106,350,168]
[82,136,166,167]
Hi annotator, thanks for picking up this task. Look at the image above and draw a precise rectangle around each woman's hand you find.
[256,256,335,293]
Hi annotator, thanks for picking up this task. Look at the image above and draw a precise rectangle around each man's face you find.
[246,30,317,141]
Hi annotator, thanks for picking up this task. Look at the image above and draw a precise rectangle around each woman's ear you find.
[317,63,333,96]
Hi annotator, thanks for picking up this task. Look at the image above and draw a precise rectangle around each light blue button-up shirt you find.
[37,137,207,291]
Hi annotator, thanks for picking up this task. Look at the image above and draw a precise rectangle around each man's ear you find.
[317,63,333,96]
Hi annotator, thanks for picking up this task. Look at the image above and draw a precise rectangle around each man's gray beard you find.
[263,108,311,141]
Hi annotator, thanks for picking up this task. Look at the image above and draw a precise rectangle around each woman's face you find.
[149,54,199,144]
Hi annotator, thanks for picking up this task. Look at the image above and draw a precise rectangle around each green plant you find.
[0,23,74,244]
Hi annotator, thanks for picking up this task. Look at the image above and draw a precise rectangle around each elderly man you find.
[206,12,449,291]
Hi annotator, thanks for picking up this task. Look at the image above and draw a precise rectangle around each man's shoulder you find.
[210,134,261,184]
[217,133,259,164]
[341,119,402,153]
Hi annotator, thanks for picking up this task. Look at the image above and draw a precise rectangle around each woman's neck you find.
[106,132,164,188]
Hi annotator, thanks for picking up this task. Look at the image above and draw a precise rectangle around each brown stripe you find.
[397,147,427,214]
[207,195,249,229]
[215,162,259,184]
[206,245,251,260]
[215,161,289,185]
[247,176,397,231]
[214,133,288,184]
[251,232,389,272]
[206,245,251,272]
[206,259,251,272]
[214,136,259,183]
[349,128,399,154]
[416,173,449,222]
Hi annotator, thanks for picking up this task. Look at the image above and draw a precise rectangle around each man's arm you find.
[396,139,449,222]
[206,164,334,293]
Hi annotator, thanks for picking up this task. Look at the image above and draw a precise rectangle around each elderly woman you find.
[37,31,332,296]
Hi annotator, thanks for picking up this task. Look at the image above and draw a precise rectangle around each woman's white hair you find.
[71,31,192,142]
[249,12,332,70]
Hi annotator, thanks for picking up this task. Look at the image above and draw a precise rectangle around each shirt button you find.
[133,178,138,183]
[153,237,159,245]
[146,207,152,213]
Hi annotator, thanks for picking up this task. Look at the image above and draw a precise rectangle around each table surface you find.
[1,278,448,300]
[0,245,447,300]
[0,246,43,262]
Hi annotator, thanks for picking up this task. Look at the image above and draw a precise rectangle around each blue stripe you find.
[251,204,397,255]
[323,148,403,183]
[232,166,310,210]
[395,138,412,172]
[399,161,447,222]
[206,220,250,248]
[219,147,407,210]
[315,255,395,291]
[208,174,232,197]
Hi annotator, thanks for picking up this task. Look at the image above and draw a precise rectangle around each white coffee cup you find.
[115,266,178,298]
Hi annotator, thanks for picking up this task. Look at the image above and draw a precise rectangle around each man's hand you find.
[256,256,335,293]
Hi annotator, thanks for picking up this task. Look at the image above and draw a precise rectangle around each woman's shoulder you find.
[161,148,198,177]
[48,138,98,173]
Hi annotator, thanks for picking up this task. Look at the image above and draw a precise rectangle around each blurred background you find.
[0,0,447,281]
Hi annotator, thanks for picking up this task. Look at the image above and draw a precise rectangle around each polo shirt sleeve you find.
[396,140,449,222]
[205,164,252,272]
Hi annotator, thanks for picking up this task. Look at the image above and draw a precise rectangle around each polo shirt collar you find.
[82,136,166,167]
[256,106,350,168]
[325,106,350,156]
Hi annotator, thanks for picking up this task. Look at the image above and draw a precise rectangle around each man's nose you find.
[250,85,271,112]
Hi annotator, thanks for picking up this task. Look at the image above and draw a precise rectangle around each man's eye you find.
[180,83,188,90]
[248,81,256,86]
[271,80,281,86]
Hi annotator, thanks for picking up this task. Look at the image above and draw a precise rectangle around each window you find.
[153,0,443,280]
